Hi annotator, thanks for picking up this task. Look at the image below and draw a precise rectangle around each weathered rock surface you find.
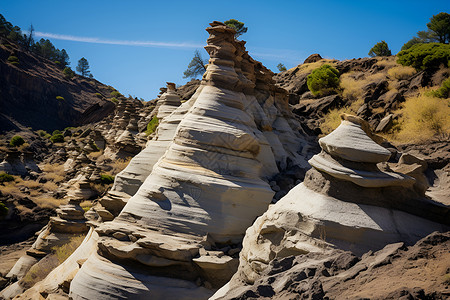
[65,21,310,299]
[213,231,450,300]
[214,115,448,298]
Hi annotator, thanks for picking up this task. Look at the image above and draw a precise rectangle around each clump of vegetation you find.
[0,202,8,216]
[307,64,340,96]
[183,49,208,79]
[145,116,159,135]
[277,63,287,72]
[63,67,75,79]
[76,57,92,77]
[50,133,64,143]
[393,93,450,142]
[224,19,248,38]
[56,96,64,101]
[9,135,25,147]
[320,99,364,135]
[95,92,103,98]
[397,43,450,70]
[429,77,450,98]
[110,90,123,98]
[53,235,84,263]
[0,172,14,183]
[7,55,19,65]
[100,174,114,185]
[110,97,119,104]
[387,65,417,80]
[402,12,450,50]
[368,41,392,57]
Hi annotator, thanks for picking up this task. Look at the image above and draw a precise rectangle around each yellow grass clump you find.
[388,65,417,80]
[41,163,65,182]
[33,196,63,209]
[288,59,337,76]
[394,93,450,142]
[109,157,132,175]
[80,200,93,212]
[53,235,84,263]
[43,181,59,191]
[320,99,364,135]
[375,56,397,69]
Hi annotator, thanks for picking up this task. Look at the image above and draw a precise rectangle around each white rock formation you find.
[212,115,449,298]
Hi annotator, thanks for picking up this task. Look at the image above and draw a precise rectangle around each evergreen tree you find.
[76,57,91,77]
[0,14,13,37]
[427,12,450,44]
[183,50,207,79]
[277,63,287,72]
[224,19,248,38]
[368,41,392,57]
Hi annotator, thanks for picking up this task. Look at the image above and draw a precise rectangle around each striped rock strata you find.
[66,21,307,300]
[212,115,449,298]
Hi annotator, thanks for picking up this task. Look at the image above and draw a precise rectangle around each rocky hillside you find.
[275,54,449,136]
[0,41,115,132]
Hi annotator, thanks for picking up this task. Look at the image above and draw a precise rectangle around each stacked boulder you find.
[0,150,40,176]
[213,114,449,297]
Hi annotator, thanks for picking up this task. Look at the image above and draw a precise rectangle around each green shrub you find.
[0,202,8,216]
[307,64,340,96]
[56,96,64,101]
[7,55,19,65]
[37,130,48,137]
[430,77,450,98]
[100,174,114,185]
[368,41,392,57]
[397,43,450,70]
[110,97,118,104]
[52,130,61,135]
[50,133,64,143]
[0,172,14,183]
[145,116,159,135]
[110,90,123,98]
[95,93,103,98]
[63,67,75,79]
[10,135,25,147]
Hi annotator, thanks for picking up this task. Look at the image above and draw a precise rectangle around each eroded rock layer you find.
[67,21,309,299]
[213,115,449,298]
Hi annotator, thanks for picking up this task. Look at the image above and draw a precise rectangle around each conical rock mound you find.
[213,115,449,297]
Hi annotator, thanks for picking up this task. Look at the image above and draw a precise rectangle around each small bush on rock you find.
[0,202,8,216]
[307,64,340,96]
[368,41,392,57]
[50,133,64,143]
[397,43,450,70]
[56,96,64,101]
[63,67,75,79]
[7,55,19,65]
[145,116,159,135]
[429,77,450,98]
[0,172,14,183]
[10,135,25,147]
[100,174,114,185]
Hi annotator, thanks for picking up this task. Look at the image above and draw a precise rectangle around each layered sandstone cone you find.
[213,115,449,297]
[67,22,308,299]
[0,197,88,299]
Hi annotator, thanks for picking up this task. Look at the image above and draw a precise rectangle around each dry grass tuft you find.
[33,196,63,209]
[388,65,417,80]
[80,200,93,212]
[53,235,84,263]
[375,56,397,69]
[109,157,132,175]
[41,163,65,183]
[391,92,450,142]
[289,59,337,75]
[340,72,365,100]
[88,150,103,160]
[43,181,59,191]
[320,99,364,135]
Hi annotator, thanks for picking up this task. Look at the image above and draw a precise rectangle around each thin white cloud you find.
[34,31,204,49]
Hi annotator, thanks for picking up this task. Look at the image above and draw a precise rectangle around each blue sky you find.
[2,1,449,100]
